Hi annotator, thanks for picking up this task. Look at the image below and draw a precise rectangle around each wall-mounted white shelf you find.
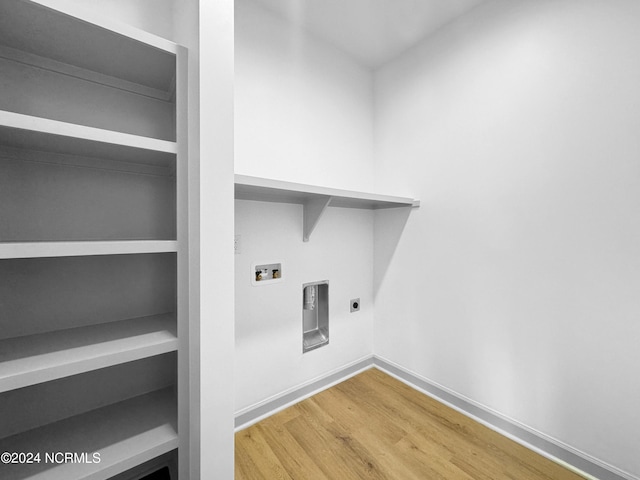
[0,111,177,154]
[0,314,177,393]
[0,111,176,173]
[0,388,177,480]
[0,241,178,259]
[235,174,419,241]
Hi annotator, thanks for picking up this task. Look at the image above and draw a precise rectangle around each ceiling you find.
[248,0,487,68]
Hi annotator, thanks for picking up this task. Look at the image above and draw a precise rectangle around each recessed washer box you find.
[302,281,329,353]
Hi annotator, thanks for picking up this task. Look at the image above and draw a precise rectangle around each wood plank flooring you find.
[235,368,586,480]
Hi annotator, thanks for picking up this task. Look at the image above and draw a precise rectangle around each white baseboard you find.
[233,354,637,480]
[373,355,638,480]
[234,355,374,431]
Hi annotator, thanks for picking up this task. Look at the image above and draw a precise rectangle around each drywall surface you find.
[235,200,373,412]
[234,0,374,191]
[374,0,640,477]
[198,1,236,479]
[234,0,377,415]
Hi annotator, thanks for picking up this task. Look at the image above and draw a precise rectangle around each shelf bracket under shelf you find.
[303,195,331,242]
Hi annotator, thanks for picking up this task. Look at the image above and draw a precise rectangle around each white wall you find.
[235,201,373,412]
[234,0,374,192]
[374,0,640,477]
[234,0,376,413]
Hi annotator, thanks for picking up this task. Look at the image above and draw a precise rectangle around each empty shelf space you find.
[0,314,177,393]
[0,388,178,480]
[0,63,176,141]
[0,147,177,242]
[0,1,177,141]
[0,240,178,259]
[0,0,177,91]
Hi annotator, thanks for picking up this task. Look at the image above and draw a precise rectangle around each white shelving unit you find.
[0,389,177,480]
[0,1,188,478]
[235,174,419,241]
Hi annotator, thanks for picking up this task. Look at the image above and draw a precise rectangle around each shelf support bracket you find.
[303,195,331,242]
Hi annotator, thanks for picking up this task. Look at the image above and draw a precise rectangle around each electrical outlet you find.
[350,298,360,312]
[234,234,241,254]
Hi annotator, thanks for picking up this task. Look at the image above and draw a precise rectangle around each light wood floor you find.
[235,368,585,480]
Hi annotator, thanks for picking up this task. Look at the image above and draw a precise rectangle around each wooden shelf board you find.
[0,240,178,259]
[235,174,419,241]
[0,314,177,393]
[0,0,177,91]
[235,174,417,209]
[0,388,177,480]
[0,111,177,166]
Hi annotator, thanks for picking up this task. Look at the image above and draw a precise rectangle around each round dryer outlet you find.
[350,298,360,312]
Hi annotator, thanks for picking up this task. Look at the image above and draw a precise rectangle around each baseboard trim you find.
[373,355,638,480]
[233,354,636,480]
[234,356,374,431]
